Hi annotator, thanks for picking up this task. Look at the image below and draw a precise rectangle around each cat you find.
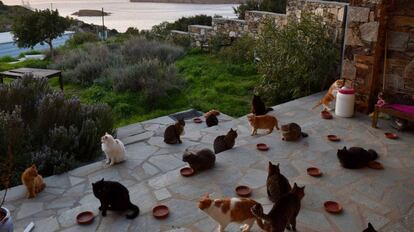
[362,223,377,232]
[206,114,219,127]
[164,119,185,144]
[247,114,279,136]
[312,79,347,111]
[252,95,273,115]
[251,183,305,232]
[267,162,291,203]
[204,109,220,118]
[92,178,140,219]
[198,194,258,232]
[183,148,216,173]
[21,164,46,198]
[337,146,378,169]
[213,128,238,154]
[281,123,308,141]
[101,132,127,167]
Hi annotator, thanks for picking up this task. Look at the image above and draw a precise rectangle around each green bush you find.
[0,76,114,187]
[65,32,100,48]
[255,13,340,104]
[219,35,256,64]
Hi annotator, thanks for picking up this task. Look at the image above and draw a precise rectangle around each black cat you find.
[182,148,215,172]
[252,95,273,115]
[92,178,140,219]
[206,114,218,127]
[363,223,377,232]
[337,147,378,169]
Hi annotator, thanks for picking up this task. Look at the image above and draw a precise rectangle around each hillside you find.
[0,1,32,32]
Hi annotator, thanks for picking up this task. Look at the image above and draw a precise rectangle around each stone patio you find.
[2,92,414,232]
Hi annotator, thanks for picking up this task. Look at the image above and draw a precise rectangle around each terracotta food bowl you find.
[307,167,322,177]
[368,161,384,170]
[321,110,333,120]
[235,185,252,197]
[324,201,342,214]
[256,143,269,151]
[193,117,202,123]
[180,167,194,177]
[76,211,95,225]
[384,132,398,139]
[152,205,169,219]
[327,135,340,142]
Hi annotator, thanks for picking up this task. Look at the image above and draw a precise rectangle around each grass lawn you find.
[1,53,259,127]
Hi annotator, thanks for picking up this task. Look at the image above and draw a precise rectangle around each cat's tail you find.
[265,107,274,114]
[301,132,308,138]
[126,203,140,219]
[251,204,271,223]
[312,101,322,110]
[368,149,378,160]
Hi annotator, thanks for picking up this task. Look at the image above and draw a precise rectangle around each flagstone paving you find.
[2,92,414,232]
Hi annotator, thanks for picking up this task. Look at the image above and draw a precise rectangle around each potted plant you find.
[0,145,14,232]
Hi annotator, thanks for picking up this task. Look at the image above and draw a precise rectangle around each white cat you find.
[101,133,126,167]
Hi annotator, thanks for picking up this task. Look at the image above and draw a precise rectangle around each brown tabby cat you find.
[251,183,305,232]
[213,128,238,154]
[164,119,185,144]
[21,164,46,198]
[312,79,347,111]
[281,123,308,141]
[267,162,291,203]
[247,114,279,136]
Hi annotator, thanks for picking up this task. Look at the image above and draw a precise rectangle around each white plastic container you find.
[335,87,355,117]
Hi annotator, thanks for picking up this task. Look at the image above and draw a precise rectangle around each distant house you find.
[0,31,75,57]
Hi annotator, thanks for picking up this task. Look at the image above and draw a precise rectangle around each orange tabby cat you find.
[312,79,347,111]
[21,164,46,198]
[247,114,279,136]
[198,194,258,232]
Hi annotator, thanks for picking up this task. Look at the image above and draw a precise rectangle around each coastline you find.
[130,0,244,4]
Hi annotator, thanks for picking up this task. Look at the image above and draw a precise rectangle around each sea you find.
[2,0,238,32]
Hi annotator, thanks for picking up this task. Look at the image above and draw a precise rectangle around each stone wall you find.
[212,18,248,37]
[383,0,414,96]
[244,11,287,36]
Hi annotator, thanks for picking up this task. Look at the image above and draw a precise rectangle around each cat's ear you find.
[268,161,272,166]
[204,193,210,198]
[100,178,104,182]
[293,183,298,188]
[368,223,374,229]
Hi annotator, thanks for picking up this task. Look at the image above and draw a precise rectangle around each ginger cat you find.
[247,114,279,136]
[21,164,46,198]
[198,194,258,232]
[312,79,347,111]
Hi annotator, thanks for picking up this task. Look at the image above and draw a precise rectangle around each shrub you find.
[219,35,256,64]
[0,76,114,187]
[255,13,340,104]
[65,32,100,48]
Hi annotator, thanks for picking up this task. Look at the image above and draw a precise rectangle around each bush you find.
[0,76,115,187]
[219,35,256,64]
[255,13,340,104]
[65,32,100,48]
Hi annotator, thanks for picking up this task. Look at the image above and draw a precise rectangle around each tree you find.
[12,9,69,59]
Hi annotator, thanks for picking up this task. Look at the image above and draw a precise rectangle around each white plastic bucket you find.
[335,88,355,117]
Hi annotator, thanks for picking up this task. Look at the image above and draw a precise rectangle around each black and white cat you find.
[92,178,140,219]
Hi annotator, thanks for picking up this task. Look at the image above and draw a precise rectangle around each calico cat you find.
[183,148,215,172]
[267,162,291,203]
[21,164,46,198]
[164,119,185,144]
[251,183,305,232]
[281,123,308,141]
[198,194,258,232]
[337,146,378,169]
[247,114,279,136]
[252,95,273,115]
[312,79,347,111]
[213,128,238,154]
[92,178,140,219]
[206,114,219,127]
[101,133,126,167]
[362,223,377,232]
